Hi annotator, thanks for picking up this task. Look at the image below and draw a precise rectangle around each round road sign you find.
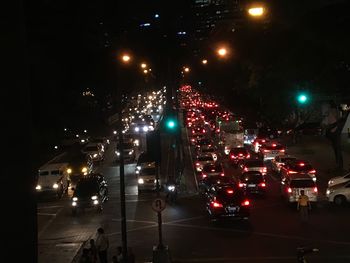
[152,198,166,212]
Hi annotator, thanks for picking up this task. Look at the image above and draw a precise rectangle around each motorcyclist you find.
[165,177,178,204]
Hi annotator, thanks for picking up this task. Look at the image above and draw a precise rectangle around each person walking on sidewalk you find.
[297,190,311,222]
[96,228,109,263]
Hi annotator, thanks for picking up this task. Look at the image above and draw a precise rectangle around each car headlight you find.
[81,139,85,143]
[143,126,149,132]
[93,200,99,205]
[326,189,333,195]
[53,183,59,189]
[93,153,98,158]
[72,201,77,206]
[312,177,317,182]
[135,127,140,132]
[328,180,334,185]
[134,139,139,146]
[36,185,41,190]
[135,170,140,174]
[72,197,78,201]
[67,168,72,174]
[167,185,175,191]
[128,150,134,155]
[91,195,98,200]
[81,167,88,173]
[138,178,144,184]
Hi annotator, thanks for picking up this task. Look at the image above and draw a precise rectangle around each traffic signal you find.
[166,118,177,130]
[296,93,309,104]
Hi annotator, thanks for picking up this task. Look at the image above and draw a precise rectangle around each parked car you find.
[328,172,350,187]
[326,181,350,205]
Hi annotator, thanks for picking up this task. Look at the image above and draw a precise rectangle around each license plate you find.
[272,151,278,154]
[248,184,256,187]
[227,207,236,213]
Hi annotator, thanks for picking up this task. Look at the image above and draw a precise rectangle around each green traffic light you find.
[167,120,175,128]
[297,93,308,104]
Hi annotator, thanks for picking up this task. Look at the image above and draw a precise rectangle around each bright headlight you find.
[128,150,134,155]
[67,168,72,174]
[116,151,120,156]
[36,185,41,190]
[143,126,149,132]
[81,139,85,143]
[91,195,98,200]
[93,153,98,158]
[81,167,88,173]
[134,139,139,146]
[93,200,99,205]
[167,185,175,191]
[53,183,59,189]
[138,178,144,184]
[72,201,77,206]
[135,127,140,132]
[328,180,334,185]
[136,166,141,170]
[312,177,317,182]
[135,170,140,174]
[72,197,78,201]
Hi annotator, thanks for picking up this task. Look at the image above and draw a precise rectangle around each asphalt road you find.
[37,130,350,263]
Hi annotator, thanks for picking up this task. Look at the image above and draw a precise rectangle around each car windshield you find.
[203,164,222,172]
[240,173,263,183]
[245,160,264,167]
[141,168,156,175]
[290,179,315,188]
[75,180,98,197]
[197,156,213,162]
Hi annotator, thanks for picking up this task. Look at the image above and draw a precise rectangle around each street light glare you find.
[184,67,190,72]
[143,69,148,74]
[122,54,131,62]
[248,7,265,17]
[141,63,147,69]
[217,48,227,57]
[202,59,208,65]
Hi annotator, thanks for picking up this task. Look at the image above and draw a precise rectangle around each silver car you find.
[281,174,318,203]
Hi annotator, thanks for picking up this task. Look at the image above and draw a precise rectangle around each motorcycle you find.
[165,184,178,204]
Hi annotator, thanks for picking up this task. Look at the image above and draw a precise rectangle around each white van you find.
[36,163,70,198]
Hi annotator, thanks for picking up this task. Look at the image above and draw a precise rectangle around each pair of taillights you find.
[243,167,267,173]
[211,200,250,208]
[239,182,266,188]
[287,169,316,175]
[287,187,318,193]
[231,154,250,159]
[263,149,285,153]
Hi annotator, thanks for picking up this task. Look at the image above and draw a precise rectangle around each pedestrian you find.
[297,190,311,222]
[79,248,92,263]
[96,227,109,263]
[88,239,98,263]
[116,246,124,263]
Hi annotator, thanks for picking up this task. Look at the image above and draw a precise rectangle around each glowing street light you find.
[217,47,227,57]
[248,6,265,17]
[141,63,147,69]
[202,59,208,65]
[143,69,148,74]
[121,54,131,63]
[184,67,190,72]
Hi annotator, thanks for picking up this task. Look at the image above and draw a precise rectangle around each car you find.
[326,181,350,205]
[229,147,250,165]
[238,171,267,196]
[200,163,225,180]
[189,134,205,146]
[199,175,235,194]
[71,173,108,215]
[190,126,207,137]
[327,172,350,187]
[115,141,136,162]
[198,145,218,161]
[81,143,104,162]
[259,142,285,161]
[135,152,156,175]
[244,129,258,145]
[194,138,213,151]
[90,137,110,150]
[137,163,159,193]
[239,159,267,175]
[271,155,297,173]
[280,159,317,181]
[194,154,216,172]
[205,184,250,220]
[280,173,318,204]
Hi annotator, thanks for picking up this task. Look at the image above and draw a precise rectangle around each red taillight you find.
[287,170,297,174]
[313,187,318,193]
[239,183,245,188]
[272,143,277,147]
[280,149,285,153]
[299,162,305,166]
[220,173,225,176]
[230,155,235,159]
[195,162,200,166]
[263,149,269,153]
[202,174,207,178]
[211,201,223,208]
[309,169,316,174]
[241,200,250,206]
[246,154,250,158]
[287,187,292,193]
[262,140,266,143]
[259,182,266,187]
[226,189,234,194]
[239,153,243,156]
[243,167,248,172]
[202,129,205,133]
[192,130,195,134]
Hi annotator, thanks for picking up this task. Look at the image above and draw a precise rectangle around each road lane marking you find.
[38,207,64,238]
[164,222,350,246]
[107,224,158,236]
[37,213,57,216]
[112,218,157,224]
[164,215,205,225]
[185,127,198,190]
[37,205,64,209]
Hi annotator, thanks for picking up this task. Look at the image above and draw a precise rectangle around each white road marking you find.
[164,222,350,246]
[164,215,205,225]
[37,205,64,209]
[38,207,64,238]
[185,127,198,190]
[111,218,157,224]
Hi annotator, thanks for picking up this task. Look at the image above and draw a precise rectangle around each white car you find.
[328,172,350,187]
[271,155,297,173]
[194,154,215,172]
[326,181,350,205]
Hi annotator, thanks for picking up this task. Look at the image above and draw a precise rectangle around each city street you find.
[38,128,350,263]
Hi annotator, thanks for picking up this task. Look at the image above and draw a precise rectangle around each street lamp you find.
[141,63,147,69]
[143,69,149,74]
[183,67,190,73]
[247,6,265,17]
[121,54,131,63]
[217,47,227,57]
[202,59,208,65]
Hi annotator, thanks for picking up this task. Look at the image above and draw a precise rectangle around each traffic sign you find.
[152,198,166,212]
